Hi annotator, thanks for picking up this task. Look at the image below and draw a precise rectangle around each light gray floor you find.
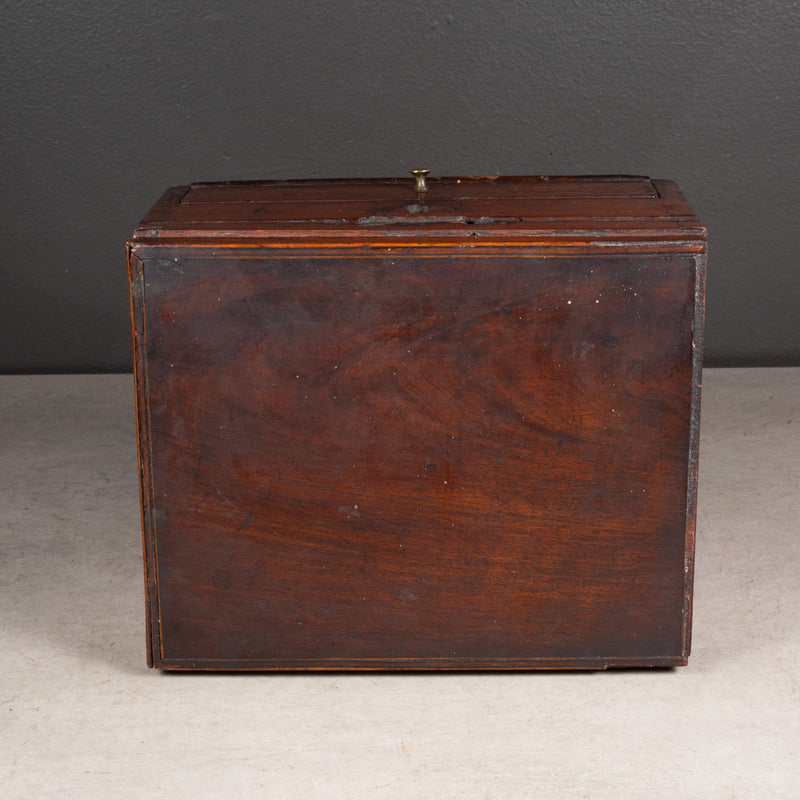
[1,369,798,798]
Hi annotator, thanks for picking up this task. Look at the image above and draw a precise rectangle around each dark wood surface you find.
[128,176,706,669]
[132,176,705,243]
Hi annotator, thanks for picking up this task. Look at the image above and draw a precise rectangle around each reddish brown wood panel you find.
[134,179,703,249]
[133,250,697,669]
[179,177,660,204]
[142,195,694,227]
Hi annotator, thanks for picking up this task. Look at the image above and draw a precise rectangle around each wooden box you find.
[127,174,706,670]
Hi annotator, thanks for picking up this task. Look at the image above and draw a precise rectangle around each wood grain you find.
[128,176,705,669]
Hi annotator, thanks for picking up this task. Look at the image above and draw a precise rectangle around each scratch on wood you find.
[234,512,253,533]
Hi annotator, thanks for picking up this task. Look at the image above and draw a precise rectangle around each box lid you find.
[129,174,706,251]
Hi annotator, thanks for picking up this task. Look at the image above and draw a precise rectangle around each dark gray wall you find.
[2,0,798,371]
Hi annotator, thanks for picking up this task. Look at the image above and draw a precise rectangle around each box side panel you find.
[127,249,160,667]
[140,250,697,669]
[682,251,707,659]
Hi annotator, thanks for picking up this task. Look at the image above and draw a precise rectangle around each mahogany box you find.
[127,173,706,670]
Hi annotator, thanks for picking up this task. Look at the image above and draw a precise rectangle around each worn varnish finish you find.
[128,175,706,670]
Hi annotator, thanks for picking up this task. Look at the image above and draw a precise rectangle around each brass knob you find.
[410,168,431,193]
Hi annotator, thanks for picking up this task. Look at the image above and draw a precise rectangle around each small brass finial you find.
[410,168,431,193]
